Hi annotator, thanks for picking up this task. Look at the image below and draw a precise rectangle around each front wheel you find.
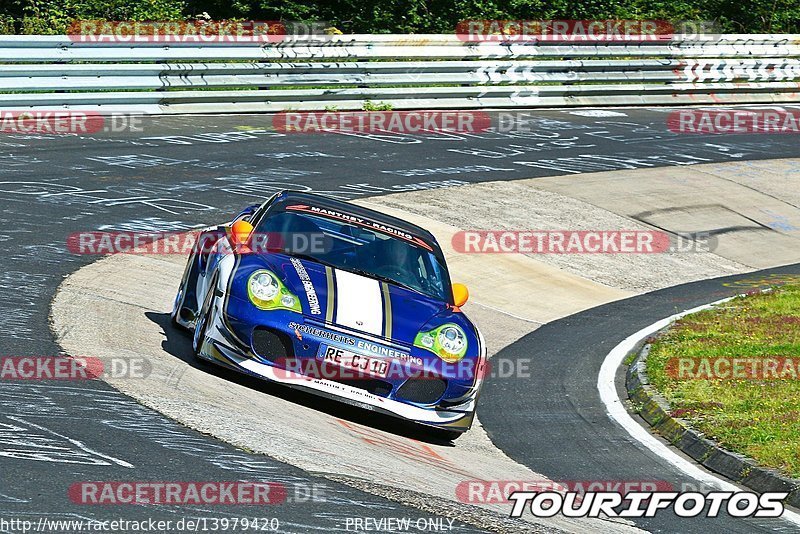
[192,273,219,359]
[172,248,204,330]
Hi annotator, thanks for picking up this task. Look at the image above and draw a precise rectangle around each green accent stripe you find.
[381,282,392,339]
[325,266,335,324]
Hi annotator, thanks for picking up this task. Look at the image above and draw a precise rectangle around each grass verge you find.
[646,284,800,478]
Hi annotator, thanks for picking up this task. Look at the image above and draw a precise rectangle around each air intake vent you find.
[396,378,447,404]
[252,327,293,363]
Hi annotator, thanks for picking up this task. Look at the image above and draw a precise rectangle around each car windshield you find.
[255,204,451,301]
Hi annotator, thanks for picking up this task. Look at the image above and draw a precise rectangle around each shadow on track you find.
[145,310,459,447]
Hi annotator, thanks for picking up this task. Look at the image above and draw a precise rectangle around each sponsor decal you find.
[287,323,420,362]
[508,490,786,518]
[289,322,356,346]
[285,205,434,251]
[290,258,322,315]
[355,340,421,366]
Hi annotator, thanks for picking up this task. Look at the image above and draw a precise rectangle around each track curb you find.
[626,338,800,508]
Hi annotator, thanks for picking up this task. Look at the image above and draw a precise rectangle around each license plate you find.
[318,345,389,378]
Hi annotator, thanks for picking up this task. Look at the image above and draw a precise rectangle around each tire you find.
[192,273,219,359]
[171,274,188,329]
[170,302,185,330]
[172,250,203,331]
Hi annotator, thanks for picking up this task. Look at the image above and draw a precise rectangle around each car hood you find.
[238,253,449,345]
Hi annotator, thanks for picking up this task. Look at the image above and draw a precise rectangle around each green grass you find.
[646,285,800,478]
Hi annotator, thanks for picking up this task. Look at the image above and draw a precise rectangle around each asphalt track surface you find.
[481,263,800,533]
[2,107,800,532]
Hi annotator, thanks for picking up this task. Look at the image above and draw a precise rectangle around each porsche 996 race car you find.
[172,191,486,439]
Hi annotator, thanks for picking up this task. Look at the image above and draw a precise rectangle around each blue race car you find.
[172,191,486,439]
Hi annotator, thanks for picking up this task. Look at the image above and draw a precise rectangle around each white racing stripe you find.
[334,269,384,336]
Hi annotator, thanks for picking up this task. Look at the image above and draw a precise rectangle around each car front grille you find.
[395,377,448,404]
[252,327,294,363]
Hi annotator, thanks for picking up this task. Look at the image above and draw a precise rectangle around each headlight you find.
[414,323,468,362]
[247,270,302,312]
[249,271,279,301]
[438,326,466,356]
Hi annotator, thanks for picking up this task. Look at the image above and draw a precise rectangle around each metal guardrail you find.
[1,34,799,113]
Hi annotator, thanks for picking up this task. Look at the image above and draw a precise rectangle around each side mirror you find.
[452,283,469,308]
[231,219,254,247]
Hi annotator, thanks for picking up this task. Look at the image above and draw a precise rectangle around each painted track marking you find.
[597,296,800,527]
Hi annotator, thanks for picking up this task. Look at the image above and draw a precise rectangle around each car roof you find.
[271,190,442,252]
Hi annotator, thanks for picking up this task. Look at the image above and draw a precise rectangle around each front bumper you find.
[199,314,480,433]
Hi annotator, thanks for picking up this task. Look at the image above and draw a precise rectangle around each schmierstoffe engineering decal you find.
[291,257,321,315]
